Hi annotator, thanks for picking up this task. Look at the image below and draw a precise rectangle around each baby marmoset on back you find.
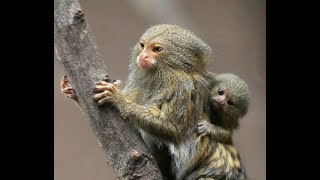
[181,73,250,180]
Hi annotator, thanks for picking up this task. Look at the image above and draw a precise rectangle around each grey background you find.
[54,0,265,179]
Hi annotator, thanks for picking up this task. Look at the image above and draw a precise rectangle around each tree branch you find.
[54,0,163,179]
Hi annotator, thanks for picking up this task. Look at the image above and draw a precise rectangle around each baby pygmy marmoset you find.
[184,73,250,180]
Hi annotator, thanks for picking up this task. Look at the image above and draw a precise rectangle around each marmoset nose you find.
[141,52,149,59]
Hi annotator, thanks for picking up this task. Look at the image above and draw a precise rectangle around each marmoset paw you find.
[60,75,78,101]
[93,81,120,105]
[197,121,211,137]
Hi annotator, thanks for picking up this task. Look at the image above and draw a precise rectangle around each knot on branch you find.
[72,8,86,26]
[123,150,154,180]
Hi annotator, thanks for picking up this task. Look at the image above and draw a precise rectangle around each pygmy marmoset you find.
[92,24,214,179]
[183,73,250,180]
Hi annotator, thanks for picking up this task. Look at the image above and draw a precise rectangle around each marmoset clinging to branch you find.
[60,25,249,180]
[92,24,214,179]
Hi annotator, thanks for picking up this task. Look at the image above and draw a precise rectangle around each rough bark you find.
[54,0,163,179]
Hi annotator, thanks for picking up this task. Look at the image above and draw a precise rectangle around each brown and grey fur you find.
[92,24,214,179]
[62,24,249,179]
[182,73,250,180]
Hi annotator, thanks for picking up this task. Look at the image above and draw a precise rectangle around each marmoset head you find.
[130,24,213,73]
[210,73,250,128]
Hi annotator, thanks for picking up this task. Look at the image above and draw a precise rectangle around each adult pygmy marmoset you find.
[92,24,214,179]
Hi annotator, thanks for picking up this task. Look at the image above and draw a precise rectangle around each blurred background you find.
[54,0,265,179]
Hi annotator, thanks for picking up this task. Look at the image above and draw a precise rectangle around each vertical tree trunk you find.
[54,0,163,179]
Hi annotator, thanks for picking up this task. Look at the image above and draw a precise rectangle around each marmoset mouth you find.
[212,100,224,109]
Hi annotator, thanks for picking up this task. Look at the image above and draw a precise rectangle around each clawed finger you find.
[197,127,205,134]
[94,83,116,93]
[197,123,204,127]
[62,89,77,100]
[66,93,77,100]
[93,85,108,92]
[200,132,208,137]
[61,75,69,83]
[197,121,208,127]
[61,75,72,89]
[97,96,111,106]
[93,91,111,101]
[113,80,122,90]
[62,87,74,93]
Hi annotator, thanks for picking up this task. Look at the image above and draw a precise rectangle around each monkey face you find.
[210,73,250,121]
[130,24,214,73]
[136,40,164,71]
[212,89,233,108]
